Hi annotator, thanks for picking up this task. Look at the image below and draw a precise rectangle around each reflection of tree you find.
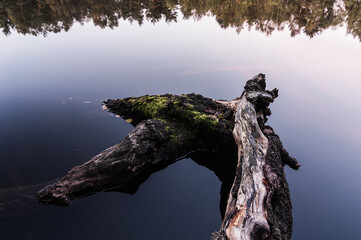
[179,0,345,37]
[0,0,360,40]
[0,0,178,36]
[344,0,361,40]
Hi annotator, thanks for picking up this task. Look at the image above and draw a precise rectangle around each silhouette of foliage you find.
[0,0,360,40]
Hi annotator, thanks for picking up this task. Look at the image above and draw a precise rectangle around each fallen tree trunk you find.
[38,74,299,239]
[38,93,237,207]
[214,74,300,240]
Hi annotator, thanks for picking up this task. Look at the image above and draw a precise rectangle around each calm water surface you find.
[0,1,361,239]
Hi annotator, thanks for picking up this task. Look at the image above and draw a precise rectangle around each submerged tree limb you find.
[38,74,300,239]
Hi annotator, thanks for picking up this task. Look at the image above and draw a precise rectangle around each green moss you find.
[130,95,169,118]
[169,125,198,145]
[125,94,220,133]
[176,104,219,130]
[164,125,172,132]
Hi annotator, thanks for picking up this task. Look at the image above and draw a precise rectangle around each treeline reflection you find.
[0,0,360,39]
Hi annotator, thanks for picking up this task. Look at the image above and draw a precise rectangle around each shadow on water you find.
[0,0,361,40]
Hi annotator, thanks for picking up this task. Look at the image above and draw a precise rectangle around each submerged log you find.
[0,181,54,219]
[38,74,299,239]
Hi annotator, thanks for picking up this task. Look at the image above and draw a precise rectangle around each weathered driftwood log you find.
[38,74,299,240]
[214,74,300,240]
[38,93,237,207]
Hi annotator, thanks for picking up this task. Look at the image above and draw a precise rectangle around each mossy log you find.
[38,74,299,240]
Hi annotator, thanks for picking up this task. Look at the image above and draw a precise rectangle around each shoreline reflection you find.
[0,0,360,40]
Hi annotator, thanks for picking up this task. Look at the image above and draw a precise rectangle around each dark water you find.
[1,1,361,239]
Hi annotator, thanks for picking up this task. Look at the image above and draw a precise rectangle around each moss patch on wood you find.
[104,93,235,148]
[117,94,221,131]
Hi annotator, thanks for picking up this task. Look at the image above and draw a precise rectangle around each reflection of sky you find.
[1,13,361,239]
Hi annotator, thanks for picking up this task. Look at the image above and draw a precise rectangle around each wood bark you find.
[213,74,300,240]
[38,93,237,206]
[37,74,300,239]
[224,84,271,239]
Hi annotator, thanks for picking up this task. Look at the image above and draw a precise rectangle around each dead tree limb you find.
[213,74,300,240]
[38,93,237,206]
[38,74,300,240]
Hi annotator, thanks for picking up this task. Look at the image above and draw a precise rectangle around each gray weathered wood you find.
[37,74,300,240]
[214,74,300,240]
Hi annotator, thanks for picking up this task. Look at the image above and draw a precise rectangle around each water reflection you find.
[1,0,360,40]
[1,0,361,238]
